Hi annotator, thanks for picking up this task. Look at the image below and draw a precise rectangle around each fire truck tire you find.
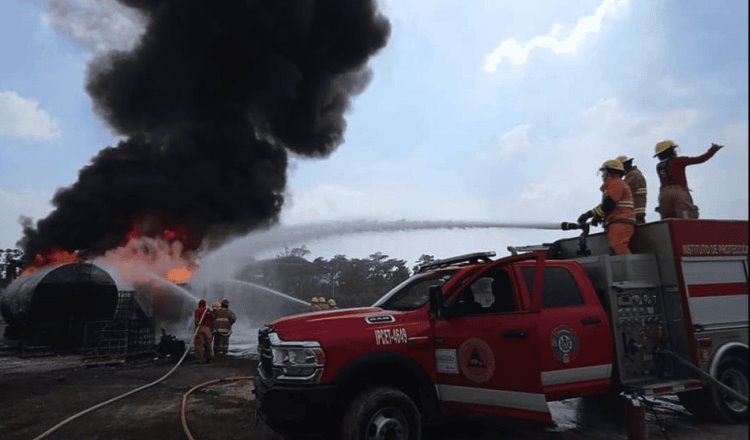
[707,355,749,423]
[339,386,422,440]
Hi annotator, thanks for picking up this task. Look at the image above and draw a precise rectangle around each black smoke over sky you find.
[20,0,390,263]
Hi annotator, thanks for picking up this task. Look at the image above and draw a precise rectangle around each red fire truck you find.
[253,219,748,439]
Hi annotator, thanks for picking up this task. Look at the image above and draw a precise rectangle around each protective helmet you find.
[599,159,625,173]
[616,155,632,164]
[318,296,326,303]
[311,297,319,303]
[327,299,337,307]
[654,140,677,157]
[212,301,221,310]
[221,299,229,307]
[198,299,206,307]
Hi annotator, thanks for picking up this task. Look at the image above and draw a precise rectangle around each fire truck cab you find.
[253,219,748,439]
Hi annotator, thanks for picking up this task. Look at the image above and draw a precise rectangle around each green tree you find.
[412,254,435,273]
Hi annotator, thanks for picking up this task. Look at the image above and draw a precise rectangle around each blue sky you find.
[1,0,747,267]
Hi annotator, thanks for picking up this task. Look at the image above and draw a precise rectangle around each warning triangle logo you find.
[468,348,485,368]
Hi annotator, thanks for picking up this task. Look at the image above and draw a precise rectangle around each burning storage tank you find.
[1,262,119,348]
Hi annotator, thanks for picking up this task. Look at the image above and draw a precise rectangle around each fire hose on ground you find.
[180,375,254,440]
[30,307,239,440]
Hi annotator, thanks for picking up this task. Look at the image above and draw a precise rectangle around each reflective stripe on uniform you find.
[635,188,647,195]
[616,200,634,209]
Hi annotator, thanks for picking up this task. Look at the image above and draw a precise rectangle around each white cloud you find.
[495,123,533,157]
[0,189,53,249]
[0,91,61,141]
[483,0,630,71]
[42,0,145,53]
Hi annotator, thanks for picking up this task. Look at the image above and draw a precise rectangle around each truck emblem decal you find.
[365,315,395,324]
[374,327,408,345]
[551,326,579,364]
[458,338,495,383]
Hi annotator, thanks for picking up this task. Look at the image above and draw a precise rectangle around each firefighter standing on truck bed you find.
[578,159,636,255]
[653,140,723,219]
[616,155,647,224]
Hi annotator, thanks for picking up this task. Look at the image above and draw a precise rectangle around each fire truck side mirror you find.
[428,285,444,319]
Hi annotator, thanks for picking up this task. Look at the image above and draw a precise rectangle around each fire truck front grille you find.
[258,326,273,379]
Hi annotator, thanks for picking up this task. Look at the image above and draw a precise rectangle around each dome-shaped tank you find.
[1,262,119,347]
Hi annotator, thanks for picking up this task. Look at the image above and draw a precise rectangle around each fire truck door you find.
[520,264,613,400]
[433,265,550,422]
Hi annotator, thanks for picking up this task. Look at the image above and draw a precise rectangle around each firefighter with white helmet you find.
[653,140,723,219]
[327,298,338,309]
[310,296,321,311]
[616,155,647,224]
[318,296,330,310]
[578,159,636,255]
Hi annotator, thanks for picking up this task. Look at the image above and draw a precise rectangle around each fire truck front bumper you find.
[253,375,337,432]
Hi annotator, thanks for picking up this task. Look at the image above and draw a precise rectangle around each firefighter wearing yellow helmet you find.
[616,155,647,224]
[653,140,723,219]
[578,159,636,255]
[318,296,330,310]
[213,299,236,355]
[327,298,338,309]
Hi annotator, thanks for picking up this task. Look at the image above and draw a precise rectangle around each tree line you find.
[241,246,436,308]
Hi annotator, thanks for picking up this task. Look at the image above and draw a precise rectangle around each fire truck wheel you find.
[708,355,749,423]
[340,386,422,440]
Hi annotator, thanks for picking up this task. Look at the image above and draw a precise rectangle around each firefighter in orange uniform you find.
[193,299,214,363]
[616,155,647,224]
[653,140,723,219]
[578,160,636,255]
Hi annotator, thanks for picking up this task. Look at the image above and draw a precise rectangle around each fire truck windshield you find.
[372,270,457,311]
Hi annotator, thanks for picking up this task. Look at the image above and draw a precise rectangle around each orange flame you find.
[167,267,193,284]
[21,247,79,277]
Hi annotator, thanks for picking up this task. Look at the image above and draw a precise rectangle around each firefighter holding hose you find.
[213,299,237,355]
[193,299,214,363]
[578,159,636,255]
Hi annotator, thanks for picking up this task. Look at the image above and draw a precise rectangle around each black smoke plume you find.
[20,0,390,263]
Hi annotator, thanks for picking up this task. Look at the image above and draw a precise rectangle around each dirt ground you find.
[0,352,747,440]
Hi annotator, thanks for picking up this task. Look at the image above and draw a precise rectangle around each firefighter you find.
[193,299,214,363]
[310,296,320,311]
[653,140,723,219]
[616,155,647,224]
[578,159,636,255]
[318,296,330,310]
[213,299,237,355]
[327,298,338,309]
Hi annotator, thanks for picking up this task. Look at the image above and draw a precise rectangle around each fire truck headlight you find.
[271,346,326,379]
